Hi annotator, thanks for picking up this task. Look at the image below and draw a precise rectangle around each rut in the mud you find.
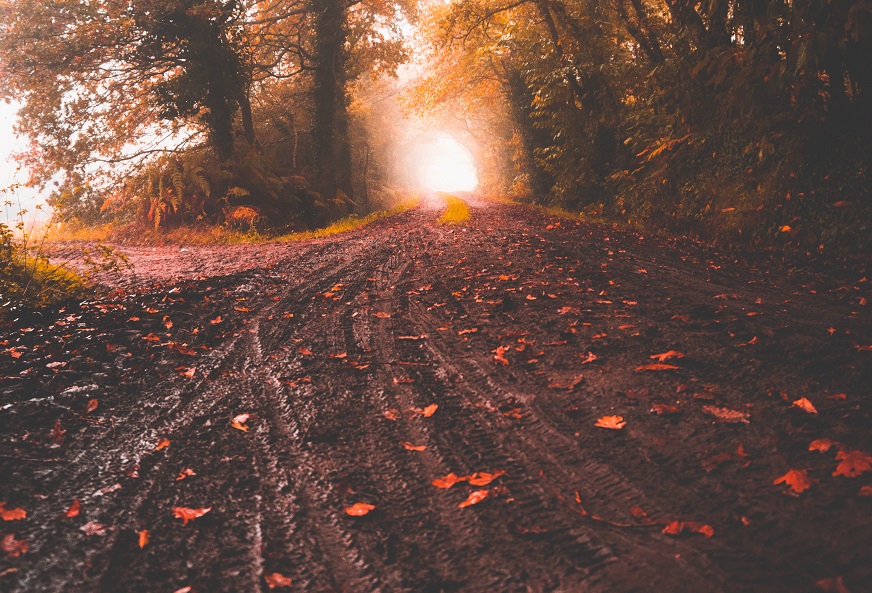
[2,198,870,593]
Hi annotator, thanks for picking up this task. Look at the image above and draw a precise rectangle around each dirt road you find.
[2,197,871,592]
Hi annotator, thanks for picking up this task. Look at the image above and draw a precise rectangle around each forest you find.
[1,0,870,249]
[1,3,871,593]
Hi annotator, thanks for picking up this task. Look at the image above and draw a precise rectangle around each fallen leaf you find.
[234,306,249,312]
[264,572,293,589]
[493,345,510,365]
[173,507,211,524]
[1,533,27,557]
[384,409,398,421]
[792,397,818,414]
[458,490,489,508]
[580,351,598,364]
[401,442,426,451]
[649,403,680,415]
[86,399,99,413]
[0,503,26,521]
[432,473,466,489]
[650,350,685,362]
[80,521,107,536]
[176,468,196,481]
[210,316,223,324]
[467,470,505,486]
[702,405,750,424]
[422,404,438,417]
[774,469,814,494]
[816,576,852,593]
[51,420,66,445]
[65,500,81,518]
[329,352,347,359]
[635,363,680,372]
[859,485,872,497]
[702,444,749,472]
[167,342,197,356]
[155,438,170,450]
[173,587,192,593]
[344,502,375,516]
[833,449,872,478]
[231,414,250,432]
[138,529,149,548]
[809,438,836,453]
[299,348,313,356]
[595,416,626,430]
[662,520,714,538]
[373,311,391,318]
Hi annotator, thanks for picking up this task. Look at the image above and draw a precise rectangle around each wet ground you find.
[2,196,871,592]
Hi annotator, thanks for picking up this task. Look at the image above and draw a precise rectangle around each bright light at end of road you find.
[412,136,478,192]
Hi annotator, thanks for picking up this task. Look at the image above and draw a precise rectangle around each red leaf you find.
[649,350,685,362]
[373,311,391,319]
[344,502,375,516]
[65,500,81,518]
[458,490,489,508]
[662,520,714,538]
[138,529,149,548]
[401,442,426,451]
[493,346,510,365]
[635,363,680,372]
[792,397,818,414]
[155,438,170,450]
[86,399,99,413]
[421,404,438,417]
[0,502,26,521]
[595,415,626,430]
[773,469,814,494]
[833,449,872,478]
[467,470,505,486]
[173,506,211,524]
[176,468,196,481]
[809,438,836,453]
[432,473,466,489]
[265,572,293,589]
[1,533,28,557]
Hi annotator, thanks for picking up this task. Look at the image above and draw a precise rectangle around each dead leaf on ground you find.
[662,520,714,538]
[859,485,872,497]
[467,470,506,486]
[649,403,680,415]
[0,503,26,521]
[384,409,398,421]
[1,533,27,557]
[51,420,66,445]
[650,350,685,362]
[421,404,438,417]
[65,500,81,518]
[774,469,814,494]
[458,328,478,335]
[595,415,626,430]
[173,506,211,524]
[433,473,467,488]
[373,311,391,319]
[635,363,680,372]
[580,351,598,364]
[80,521,107,536]
[176,468,196,481]
[702,444,749,472]
[231,413,250,432]
[816,576,852,593]
[458,490,489,508]
[265,572,293,589]
[833,449,872,478]
[155,438,170,450]
[138,529,149,548]
[493,345,510,365]
[345,502,375,516]
[809,438,836,453]
[401,442,426,451]
[86,399,99,413]
[792,397,818,414]
[702,405,750,424]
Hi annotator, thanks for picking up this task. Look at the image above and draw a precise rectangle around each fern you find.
[191,166,211,197]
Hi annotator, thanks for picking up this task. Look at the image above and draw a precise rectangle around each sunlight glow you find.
[409,135,478,192]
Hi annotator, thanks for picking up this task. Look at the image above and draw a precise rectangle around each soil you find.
[2,196,871,593]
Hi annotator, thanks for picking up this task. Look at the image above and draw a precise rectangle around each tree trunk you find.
[310,0,352,199]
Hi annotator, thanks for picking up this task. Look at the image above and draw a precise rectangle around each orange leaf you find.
[467,470,505,486]
[167,342,197,356]
[86,399,99,413]
[299,348,313,356]
[422,404,438,417]
[595,415,626,430]
[401,442,426,451]
[384,409,398,421]
[859,485,872,496]
[809,439,835,453]
[493,345,510,365]
[650,350,685,362]
[0,502,26,521]
[1,533,28,557]
[344,502,375,516]
[265,572,293,589]
[231,413,250,432]
[773,469,814,494]
[458,328,478,335]
[833,449,872,478]
[635,363,679,372]
[662,520,714,538]
[792,397,818,414]
[176,468,196,481]
[458,490,489,508]
[702,405,750,424]
[432,473,466,489]
[234,306,249,312]
[649,403,680,415]
[210,316,222,324]
[173,506,211,524]
[65,500,81,518]
[373,311,391,319]
[155,438,170,450]
[138,529,149,548]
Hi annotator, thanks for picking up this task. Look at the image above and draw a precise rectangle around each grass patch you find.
[1,238,87,316]
[437,194,471,224]
[276,200,418,242]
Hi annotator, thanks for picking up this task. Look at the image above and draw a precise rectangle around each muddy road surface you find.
[2,197,871,593]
